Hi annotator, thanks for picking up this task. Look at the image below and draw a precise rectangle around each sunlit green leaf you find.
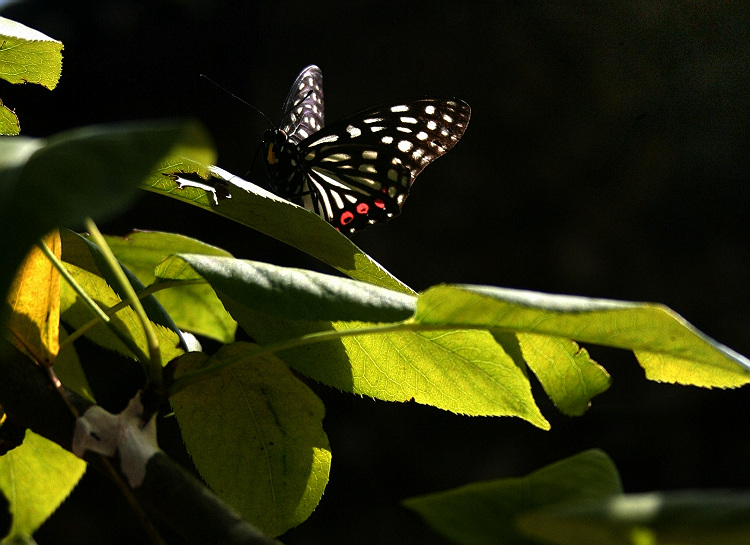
[59,261,183,364]
[517,333,609,416]
[416,285,750,388]
[60,230,188,351]
[104,232,236,343]
[170,343,331,536]
[0,97,19,135]
[0,431,86,540]
[220,300,549,428]
[0,17,63,89]
[141,164,412,294]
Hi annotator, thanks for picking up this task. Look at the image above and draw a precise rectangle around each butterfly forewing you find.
[302,98,470,233]
[279,64,324,144]
[265,65,470,236]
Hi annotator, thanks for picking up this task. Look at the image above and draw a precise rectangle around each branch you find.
[0,342,281,545]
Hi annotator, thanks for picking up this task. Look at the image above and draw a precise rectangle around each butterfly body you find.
[264,65,470,235]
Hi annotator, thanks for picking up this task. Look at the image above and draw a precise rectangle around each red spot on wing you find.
[340,211,354,225]
[356,202,370,215]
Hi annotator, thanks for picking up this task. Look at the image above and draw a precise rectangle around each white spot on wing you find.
[346,125,362,137]
[321,153,352,162]
[398,140,413,152]
[308,134,340,146]
[329,189,345,208]
[425,105,436,114]
[391,105,409,113]
[381,135,394,144]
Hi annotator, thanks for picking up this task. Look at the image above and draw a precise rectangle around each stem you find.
[84,219,162,386]
[58,279,205,351]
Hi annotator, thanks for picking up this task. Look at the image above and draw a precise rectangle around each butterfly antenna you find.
[200,74,275,128]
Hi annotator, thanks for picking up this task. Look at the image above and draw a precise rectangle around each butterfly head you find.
[263,128,293,174]
[262,129,280,165]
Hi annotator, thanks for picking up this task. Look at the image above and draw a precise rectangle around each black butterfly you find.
[263,65,470,235]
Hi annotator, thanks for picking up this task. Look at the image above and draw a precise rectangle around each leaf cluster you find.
[1,16,749,545]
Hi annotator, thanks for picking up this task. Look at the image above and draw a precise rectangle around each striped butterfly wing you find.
[264,65,470,235]
[278,64,324,144]
[298,98,471,235]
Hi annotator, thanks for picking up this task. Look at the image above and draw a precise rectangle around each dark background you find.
[2,1,749,544]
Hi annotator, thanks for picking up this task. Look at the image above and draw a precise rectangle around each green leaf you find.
[104,232,237,343]
[0,120,213,304]
[0,97,19,135]
[54,327,95,402]
[403,449,622,545]
[518,490,750,545]
[416,285,750,389]
[165,254,416,323]
[0,16,63,136]
[170,343,331,536]
[0,430,86,540]
[221,302,549,428]
[141,163,412,294]
[58,260,183,364]
[0,17,63,89]
[61,230,188,348]
[516,333,608,417]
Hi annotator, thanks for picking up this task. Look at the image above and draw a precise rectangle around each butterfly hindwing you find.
[279,64,324,144]
[264,65,470,235]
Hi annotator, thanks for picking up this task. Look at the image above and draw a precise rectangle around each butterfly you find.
[263,65,470,235]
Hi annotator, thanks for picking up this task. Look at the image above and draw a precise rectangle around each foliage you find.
[1,15,749,545]
[0,16,63,135]
[405,449,750,545]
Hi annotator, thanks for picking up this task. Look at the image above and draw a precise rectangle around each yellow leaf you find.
[6,231,61,365]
